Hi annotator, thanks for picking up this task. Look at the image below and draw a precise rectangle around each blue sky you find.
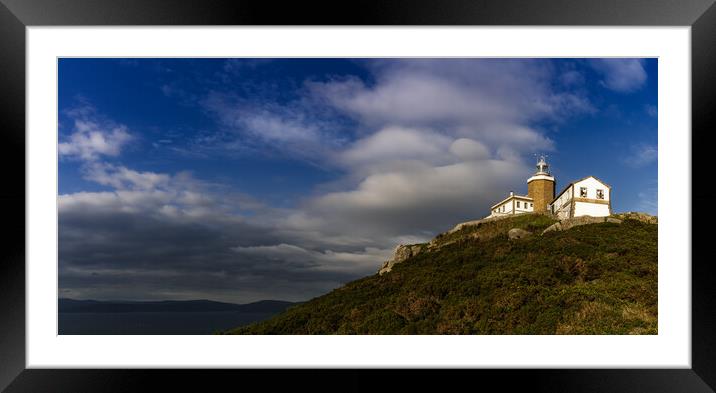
[58,58,657,303]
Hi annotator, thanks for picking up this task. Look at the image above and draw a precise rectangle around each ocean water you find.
[58,311,276,335]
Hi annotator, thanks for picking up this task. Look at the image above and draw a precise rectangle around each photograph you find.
[1,0,711,388]
[57,57,658,335]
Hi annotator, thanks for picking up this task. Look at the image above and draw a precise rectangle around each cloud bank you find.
[59,59,598,303]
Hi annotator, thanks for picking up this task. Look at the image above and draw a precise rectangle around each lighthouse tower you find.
[527,155,555,213]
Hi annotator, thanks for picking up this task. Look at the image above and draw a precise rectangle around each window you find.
[580,187,587,198]
[596,189,604,199]
[516,201,520,208]
[530,203,533,207]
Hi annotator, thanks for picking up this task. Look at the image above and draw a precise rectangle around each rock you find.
[541,215,624,235]
[378,264,393,276]
[542,222,562,234]
[508,228,532,240]
[446,213,517,234]
[378,244,425,275]
[560,216,605,230]
[613,212,657,224]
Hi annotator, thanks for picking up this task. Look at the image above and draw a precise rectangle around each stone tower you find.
[527,155,555,213]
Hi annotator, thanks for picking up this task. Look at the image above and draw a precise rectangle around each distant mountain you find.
[59,298,298,313]
[226,213,657,335]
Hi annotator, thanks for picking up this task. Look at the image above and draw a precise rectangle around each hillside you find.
[224,213,657,335]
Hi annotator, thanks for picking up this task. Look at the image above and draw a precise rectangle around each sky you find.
[58,58,658,303]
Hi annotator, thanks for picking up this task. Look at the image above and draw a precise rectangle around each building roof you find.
[550,175,612,204]
[527,173,555,183]
[490,194,533,210]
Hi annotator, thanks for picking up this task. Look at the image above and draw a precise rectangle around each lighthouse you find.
[527,155,555,214]
[486,155,612,219]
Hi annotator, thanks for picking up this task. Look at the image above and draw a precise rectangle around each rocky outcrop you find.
[612,212,658,224]
[542,216,622,234]
[446,214,515,234]
[379,212,656,274]
[378,244,425,275]
[508,228,532,240]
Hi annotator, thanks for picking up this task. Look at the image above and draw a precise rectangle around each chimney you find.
[510,191,514,196]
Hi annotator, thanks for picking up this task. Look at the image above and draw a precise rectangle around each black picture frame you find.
[1,0,714,391]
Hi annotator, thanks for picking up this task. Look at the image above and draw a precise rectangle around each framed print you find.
[2,0,716,391]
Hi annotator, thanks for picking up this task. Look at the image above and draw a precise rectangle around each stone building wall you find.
[528,179,555,213]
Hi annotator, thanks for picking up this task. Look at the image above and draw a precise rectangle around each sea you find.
[58,311,276,335]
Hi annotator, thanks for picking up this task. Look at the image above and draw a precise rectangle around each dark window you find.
[580,187,587,198]
[517,201,520,208]
[596,189,604,199]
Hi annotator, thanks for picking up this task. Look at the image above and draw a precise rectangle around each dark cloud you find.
[58,164,390,303]
[59,203,368,303]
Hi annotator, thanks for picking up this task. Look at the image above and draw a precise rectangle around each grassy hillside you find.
[224,214,657,335]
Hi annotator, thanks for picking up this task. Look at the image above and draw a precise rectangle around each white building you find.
[487,156,552,218]
[550,176,612,219]
[486,157,613,220]
[489,191,534,217]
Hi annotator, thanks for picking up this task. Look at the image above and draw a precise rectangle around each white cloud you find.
[309,73,507,126]
[61,162,266,224]
[200,59,589,167]
[624,144,658,167]
[200,92,347,162]
[310,59,593,129]
[274,59,592,244]
[250,60,592,248]
[341,126,453,167]
[83,163,171,190]
[449,138,490,161]
[297,159,529,241]
[589,59,647,93]
[59,108,133,161]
